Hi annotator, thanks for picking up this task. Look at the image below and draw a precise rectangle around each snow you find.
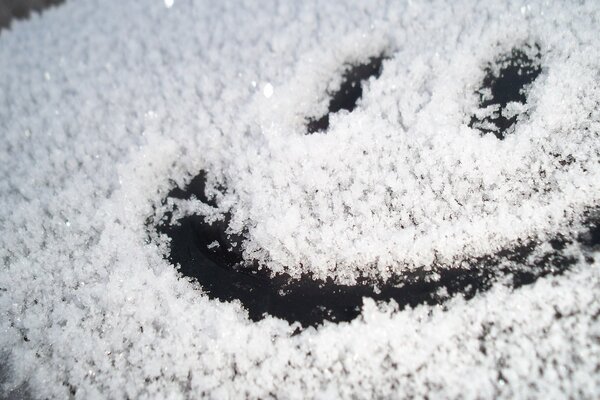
[263,83,274,99]
[0,0,599,398]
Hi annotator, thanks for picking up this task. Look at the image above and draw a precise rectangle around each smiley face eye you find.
[306,55,386,134]
[469,44,542,139]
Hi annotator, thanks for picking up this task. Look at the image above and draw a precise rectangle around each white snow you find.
[0,0,599,398]
[263,83,274,99]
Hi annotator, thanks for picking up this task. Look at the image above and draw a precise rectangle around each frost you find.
[0,0,600,398]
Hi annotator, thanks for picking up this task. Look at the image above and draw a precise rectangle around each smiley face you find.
[161,41,600,279]
[155,15,600,325]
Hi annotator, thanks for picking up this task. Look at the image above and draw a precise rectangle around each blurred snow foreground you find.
[1,0,600,398]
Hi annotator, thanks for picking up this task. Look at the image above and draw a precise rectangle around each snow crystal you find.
[1,0,600,398]
[263,83,274,99]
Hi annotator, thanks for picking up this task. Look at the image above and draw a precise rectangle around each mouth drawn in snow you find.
[155,172,598,328]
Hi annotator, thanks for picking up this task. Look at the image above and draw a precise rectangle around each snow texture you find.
[1,0,599,398]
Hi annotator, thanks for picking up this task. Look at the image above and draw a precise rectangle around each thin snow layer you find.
[0,0,599,398]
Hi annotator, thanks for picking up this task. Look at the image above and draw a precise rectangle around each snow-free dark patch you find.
[307,56,385,134]
[579,209,600,250]
[0,0,64,31]
[470,45,542,139]
[155,172,596,328]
